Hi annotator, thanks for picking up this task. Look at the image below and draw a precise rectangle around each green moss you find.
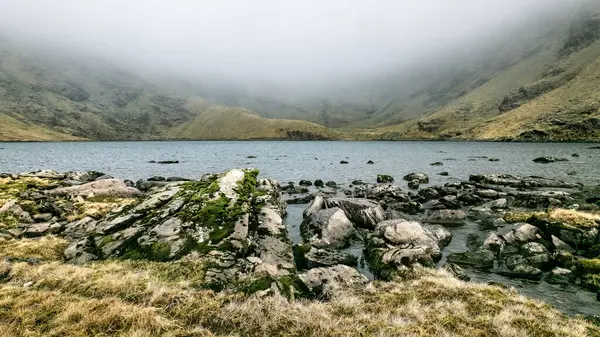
[577,259,600,274]
[148,242,172,261]
[582,273,600,292]
[292,244,312,270]
[99,235,115,247]
[0,213,19,230]
[243,275,274,294]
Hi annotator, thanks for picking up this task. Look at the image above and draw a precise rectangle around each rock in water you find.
[366,160,375,164]
[324,197,386,229]
[376,174,394,183]
[424,209,467,226]
[365,219,451,279]
[403,172,429,183]
[532,157,569,164]
[64,169,302,296]
[299,180,313,186]
[300,207,354,248]
[408,180,420,189]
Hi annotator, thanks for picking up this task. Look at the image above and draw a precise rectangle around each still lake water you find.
[1,140,600,316]
[1,140,600,185]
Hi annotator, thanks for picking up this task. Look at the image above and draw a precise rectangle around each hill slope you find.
[0,113,82,141]
[164,101,341,140]
[344,4,600,141]
[0,39,339,141]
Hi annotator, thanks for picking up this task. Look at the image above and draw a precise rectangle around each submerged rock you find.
[533,157,569,164]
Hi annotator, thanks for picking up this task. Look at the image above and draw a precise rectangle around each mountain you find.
[0,39,338,141]
[366,6,600,141]
[0,2,599,142]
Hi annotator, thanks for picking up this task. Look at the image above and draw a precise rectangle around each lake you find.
[1,140,600,316]
[1,141,599,185]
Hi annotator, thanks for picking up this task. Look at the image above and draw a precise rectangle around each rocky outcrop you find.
[469,174,580,189]
[61,169,305,296]
[323,198,385,229]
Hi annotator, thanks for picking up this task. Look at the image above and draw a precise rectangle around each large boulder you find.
[299,264,368,298]
[300,207,354,248]
[46,179,142,198]
[323,198,386,229]
[365,219,451,279]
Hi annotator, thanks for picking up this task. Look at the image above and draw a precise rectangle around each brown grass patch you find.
[548,208,600,228]
[0,259,596,337]
[0,236,69,261]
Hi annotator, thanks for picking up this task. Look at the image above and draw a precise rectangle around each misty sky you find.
[0,0,582,85]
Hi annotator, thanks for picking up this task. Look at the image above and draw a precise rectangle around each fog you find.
[0,0,585,88]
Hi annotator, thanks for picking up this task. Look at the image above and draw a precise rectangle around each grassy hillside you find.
[0,113,83,141]
[164,100,342,140]
[0,39,199,140]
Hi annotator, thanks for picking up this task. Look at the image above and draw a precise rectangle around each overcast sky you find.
[0,0,583,86]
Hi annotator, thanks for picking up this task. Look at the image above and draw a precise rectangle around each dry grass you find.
[0,252,596,337]
[503,211,546,224]
[548,209,600,229]
[68,197,139,221]
[0,236,69,261]
[504,209,600,229]
[0,113,83,141]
